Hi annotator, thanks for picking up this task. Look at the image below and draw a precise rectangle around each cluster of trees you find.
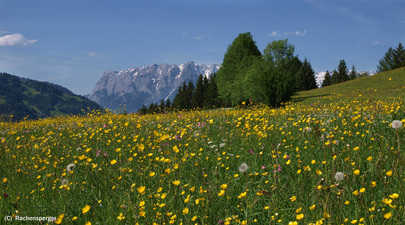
[376,43,405,73]
[216,33,317,107]
[321,60,368,87]
[137,73,219,114]
[139,32,319,114]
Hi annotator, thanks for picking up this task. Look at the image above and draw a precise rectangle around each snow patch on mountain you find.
[88,61,220,112]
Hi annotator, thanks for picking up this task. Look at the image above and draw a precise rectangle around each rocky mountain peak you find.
[88,61,219,112]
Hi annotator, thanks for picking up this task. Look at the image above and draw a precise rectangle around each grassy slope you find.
[292,67,405,104]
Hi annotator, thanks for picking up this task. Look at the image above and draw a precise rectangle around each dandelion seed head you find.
[334,172,344,181]
[391,120,402,129]
[238,162,249,173]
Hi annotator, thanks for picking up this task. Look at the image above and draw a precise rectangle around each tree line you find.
[137,73,219,114]
[321,60,369,87]
[138,33,319,114]
[138,34,405,115]
[376,42,405,73]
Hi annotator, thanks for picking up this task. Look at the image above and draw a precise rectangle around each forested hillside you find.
[0,73,102,121]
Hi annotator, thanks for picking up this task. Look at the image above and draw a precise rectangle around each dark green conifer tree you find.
[322,71,332,87]
[203,73,219,108]
[331,70,339,85]
[191,74,205,109]
[349,65,357,80]
[337,59,349,83]
[296,58,317,91]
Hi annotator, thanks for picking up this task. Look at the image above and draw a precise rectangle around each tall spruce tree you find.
[349,65,357,80]
[172,82,187,110]
[288,57,303,92]
[185,81,194,109]
[203,73,219,108]
[296,58,317,91]
[322,71,332,87]
[191,74,205,109]
[376,47,394,73]
[331,70,339,85]
[376,43,405,73]
[337,60,349,83]
[216,32,261,106]
[393,43,405,68]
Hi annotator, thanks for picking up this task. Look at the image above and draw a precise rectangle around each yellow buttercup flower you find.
[82,205,91,214]
[389,193,399,199]
[117,212,125,220]
[137,186,146,194]
[384,212,392,219]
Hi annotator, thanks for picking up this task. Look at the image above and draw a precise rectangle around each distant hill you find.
[293,67,405,104]
[0,72,103,121]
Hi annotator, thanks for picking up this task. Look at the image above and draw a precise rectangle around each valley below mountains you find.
[88,61,220,112]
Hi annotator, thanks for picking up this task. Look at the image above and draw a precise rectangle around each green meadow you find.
[1,68,405,224]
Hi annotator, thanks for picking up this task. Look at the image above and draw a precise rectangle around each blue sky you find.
[1,0,404,95]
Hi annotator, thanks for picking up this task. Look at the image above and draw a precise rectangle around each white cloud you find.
[284,30,307,36]
[267,31,278,37]
[195,35,209,40]
[294,29,307,36]
[182,32,188,36]
[0,33,37,46]
[89,52,97,57]
[372,41,379,45]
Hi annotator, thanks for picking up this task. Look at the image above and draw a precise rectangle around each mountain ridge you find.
[88,61,220,112]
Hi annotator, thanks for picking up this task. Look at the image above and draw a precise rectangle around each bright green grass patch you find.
[293,67,405,105]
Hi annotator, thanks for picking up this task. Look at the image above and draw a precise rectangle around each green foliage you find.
[263,39,295,67]
[0,73,102,121]
[244,58,294,107]
[322,71,332,87]
[377,47,395,73]
[333,59,349,84]
[377,43,405,73]
[191,74,205,109]
[349,65,357,80]
[216,32,261,106]
[295,58,317,91]
[141,73,220,115]
[203,73,219,108]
